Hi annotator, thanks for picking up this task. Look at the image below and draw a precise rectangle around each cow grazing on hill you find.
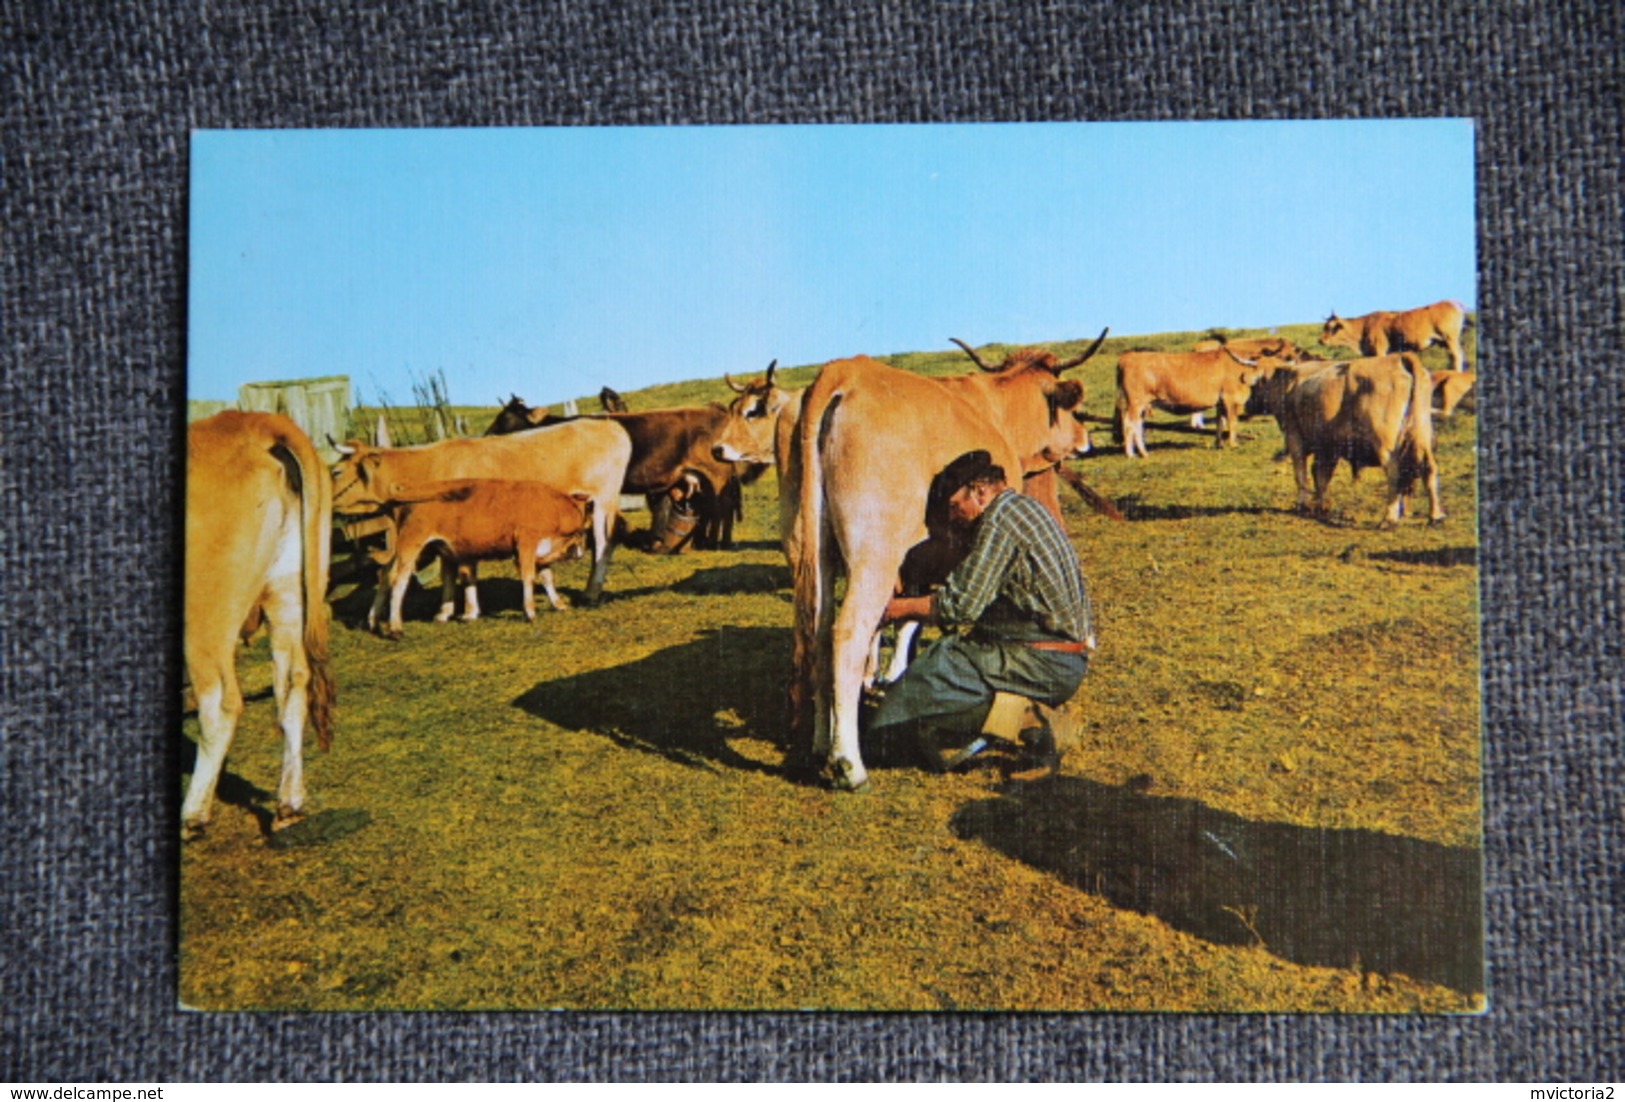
[1320,301,1471,373]
[363,479,594,638]
[184,411,336,839]
[1115,342,1297,457]
[1429,369,1477,417]
[1253,352,1443,527]
[331,418,631,603]
[789,330,1106,792]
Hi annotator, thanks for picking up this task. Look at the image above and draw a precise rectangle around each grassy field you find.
[181,323,1483,1011]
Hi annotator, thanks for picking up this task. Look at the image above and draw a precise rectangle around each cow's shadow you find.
[1369,546,1478,568]
[176,735,280,835]
[951,776,1483,993]
[1115,495,1277,522]
[512,626,793,777]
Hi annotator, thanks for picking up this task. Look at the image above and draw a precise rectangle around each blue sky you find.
[189,121,1475,406]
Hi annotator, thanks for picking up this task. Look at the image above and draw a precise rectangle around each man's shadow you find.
[512,625,793,777]
[951,775,1483,993]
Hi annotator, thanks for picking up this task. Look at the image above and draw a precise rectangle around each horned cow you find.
[1115,343,1294,457]
[788,330,1106,791]
[183,411,336,839]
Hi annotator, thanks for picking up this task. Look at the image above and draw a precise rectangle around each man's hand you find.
[883,594,935,625]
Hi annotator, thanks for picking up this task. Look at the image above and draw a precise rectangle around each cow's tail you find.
[1111,360,1126,443]
[1395,353,1436,497]
[790,372,841,741]
[1055,465,1126,521]
[281,430,337,752]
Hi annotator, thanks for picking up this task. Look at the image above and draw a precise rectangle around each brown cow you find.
[364,480,594,638]
[486,366,780,552]
[330,418,631,603]
[184,412,336,838]
[1429,369,1477,417]
[1182,335,1305,431]
[789,330,1106,791]
[1258,352,1444,527]
[1115,343,1295,456]
[1320,300,1471,373]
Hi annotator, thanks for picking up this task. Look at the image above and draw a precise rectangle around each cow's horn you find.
[329,437,356,456]
[725,373,747,393]
[764,359,778,387]
[1054,326,1111,372]
[950,338,999,372]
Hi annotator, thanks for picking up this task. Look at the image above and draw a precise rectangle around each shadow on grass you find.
[512,626,793,778]
[951,775,1483,993]
[1368,546,1478,569]
[1115,495,1278,522]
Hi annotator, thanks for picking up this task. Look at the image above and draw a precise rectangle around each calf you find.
[369,479,594,639]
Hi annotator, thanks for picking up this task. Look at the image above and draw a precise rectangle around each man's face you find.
[947,481,992,528]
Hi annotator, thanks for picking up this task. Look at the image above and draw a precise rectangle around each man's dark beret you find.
[933,449,1006,500]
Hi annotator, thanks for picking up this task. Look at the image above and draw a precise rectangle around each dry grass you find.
[181,326,1483,1012]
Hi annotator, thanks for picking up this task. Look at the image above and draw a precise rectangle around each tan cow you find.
[330,418,630,603]
[789,330,1106,791]
[363,480,593,638]
[1429,369,1477,417]
[183,411,336,839]
[1260,352,1444,527]
[1181,336,1305,431]
[1115,342,1294,457]
[1320,300,1471,373]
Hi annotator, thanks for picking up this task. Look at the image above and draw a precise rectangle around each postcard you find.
[182,121,1481,1011]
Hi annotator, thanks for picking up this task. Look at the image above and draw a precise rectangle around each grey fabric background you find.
[3,0,1620,1082]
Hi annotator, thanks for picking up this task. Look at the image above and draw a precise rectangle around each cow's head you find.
[950,328,1108,464]
[485,395,552,436]
[1037,377,1093,462]
[328,441,393,515]
[1320,312,1358,351]
[950,328,1108,378]
[712,360,791,464]
[1242,350,1335,418]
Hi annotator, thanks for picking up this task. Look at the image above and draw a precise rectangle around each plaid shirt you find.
[935,489,1095,647]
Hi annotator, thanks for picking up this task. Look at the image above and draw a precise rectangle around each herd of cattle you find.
[182,300,1475,832]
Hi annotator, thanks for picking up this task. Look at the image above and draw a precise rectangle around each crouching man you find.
[871,449,1096,776]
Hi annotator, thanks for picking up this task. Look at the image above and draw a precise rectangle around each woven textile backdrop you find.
[4,0,1620,1081]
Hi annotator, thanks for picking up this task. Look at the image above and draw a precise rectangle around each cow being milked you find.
[183,411,336,839]
[788,330,1106,791]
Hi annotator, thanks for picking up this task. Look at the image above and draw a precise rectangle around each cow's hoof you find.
[272,806,307,831]
[1429,515,1447,527]
[182,819,207,842]
[827,760,872,794]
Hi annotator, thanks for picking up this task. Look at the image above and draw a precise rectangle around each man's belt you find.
[1024,639,1091,654]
